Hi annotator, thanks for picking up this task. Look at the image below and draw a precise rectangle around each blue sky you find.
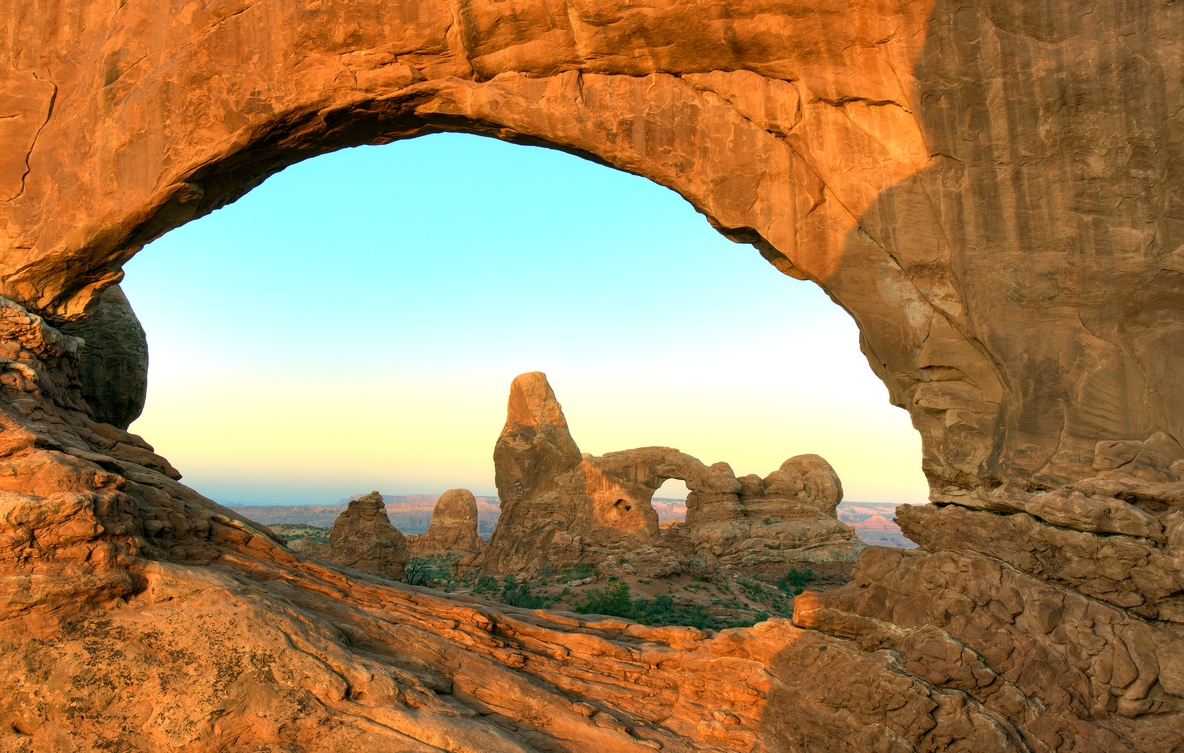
[122,132,928,506]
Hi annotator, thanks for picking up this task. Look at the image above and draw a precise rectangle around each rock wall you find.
[482,373,863,578]
[1,0,1183,749]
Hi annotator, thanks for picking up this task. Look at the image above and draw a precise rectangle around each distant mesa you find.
[231,494,501,536]
[835,502,918,549]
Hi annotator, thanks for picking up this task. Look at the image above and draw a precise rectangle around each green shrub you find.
[574,582,634,618]
[567,580,779,631]
[404,559,434,587]
[404,556,455,587]
[499,575,551,609]
[779,568,816,591]
[473,575,500,594]
[646,593,675,616]
[561,562,596,581]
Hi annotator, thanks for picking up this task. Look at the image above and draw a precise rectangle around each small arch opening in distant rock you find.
[652,479,688,524]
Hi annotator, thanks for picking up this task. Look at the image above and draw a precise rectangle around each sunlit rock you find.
[407,488,485,557]
[481,372,863,577]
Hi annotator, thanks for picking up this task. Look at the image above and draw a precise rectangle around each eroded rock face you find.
[320,491,409,580]
[482,373,863,577]
[482,372,660,576]
[407,488,485,557]
[688,454,865,571]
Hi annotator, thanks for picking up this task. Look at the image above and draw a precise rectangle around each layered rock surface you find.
[2,0,1184,749]
[408,488,486,557]
[480,373,862,578]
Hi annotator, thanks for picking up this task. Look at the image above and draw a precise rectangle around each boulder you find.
[57,285,147,430]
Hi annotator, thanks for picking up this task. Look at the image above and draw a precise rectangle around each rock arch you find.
[6,0,1180,505]
[3,0,1184,749]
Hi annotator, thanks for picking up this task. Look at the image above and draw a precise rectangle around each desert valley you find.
[234,372,879,631]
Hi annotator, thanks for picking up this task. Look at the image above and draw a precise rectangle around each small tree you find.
[404,559,433,587]
[575,582,635,619]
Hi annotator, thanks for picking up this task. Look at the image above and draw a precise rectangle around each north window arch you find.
[119,132,927,510]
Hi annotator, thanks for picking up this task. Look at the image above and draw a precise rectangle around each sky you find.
[121,132,929,507]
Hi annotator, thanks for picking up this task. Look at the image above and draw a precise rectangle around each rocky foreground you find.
[2,299,1181,750]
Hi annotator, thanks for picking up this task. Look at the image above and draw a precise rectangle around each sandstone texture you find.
[479,373,862,578]
[313,491,410,580]
[407,488,486,557]
[2,0,1184,749]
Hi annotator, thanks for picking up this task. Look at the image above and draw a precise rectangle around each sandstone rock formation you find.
[8,0,1184,513]
[407,488,486,557]
[686,454,864,572]
[481,372,863,577]
[2,0,1184,749]
[57,285,148,430]
[314,491,409,580]
[480,372,661,576]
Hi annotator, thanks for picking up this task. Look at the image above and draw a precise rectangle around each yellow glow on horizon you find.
[123,133,930,508]
[132,365,926,505]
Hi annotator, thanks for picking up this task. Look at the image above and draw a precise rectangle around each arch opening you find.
[652,479,689,525]
[117,132,928,517]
